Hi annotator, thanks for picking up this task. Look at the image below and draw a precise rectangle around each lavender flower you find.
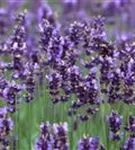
[107,111,123,140]
[35,122,53,150]
[125,115,135,135]
[46,72,62,103]
[52,122,69,150]
[0,107,14,150]
[122,136,135,150]
[39,19,54,53]
[78,136,103,150]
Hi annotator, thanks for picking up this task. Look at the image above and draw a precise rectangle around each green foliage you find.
[11,85,134,150]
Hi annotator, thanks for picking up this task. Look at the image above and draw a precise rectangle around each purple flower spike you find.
[107,110,123,141]
[35,122,69,150]
[0,106,14,150]
[53,122,69,150]
[125,115,135,134]
[35,122,53,150]
[78,136,104,150]
[123,136,135,150]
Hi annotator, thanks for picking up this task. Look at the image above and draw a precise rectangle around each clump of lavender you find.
[0,106,14,150]
[107,110,123,140]
[36,122,107,150]
[1,0,135,149]
[0,12,29,111]
[6,11,38,104]
[78,136,104,150]
[42,17,107,122]
[0,10,41,115]
[35,122,69,150]
[39,19,65,103]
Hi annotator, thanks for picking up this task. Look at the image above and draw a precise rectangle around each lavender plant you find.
[35,122,69,150]
[1,0,135,150]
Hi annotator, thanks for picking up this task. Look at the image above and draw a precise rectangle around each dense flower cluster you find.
[40,14,135,125]
[35,122,106,150]
[1,0,135,149]
[39,17,106,122]
[35,122,69,150]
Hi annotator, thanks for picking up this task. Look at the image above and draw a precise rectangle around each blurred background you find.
[1,0,135,41]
